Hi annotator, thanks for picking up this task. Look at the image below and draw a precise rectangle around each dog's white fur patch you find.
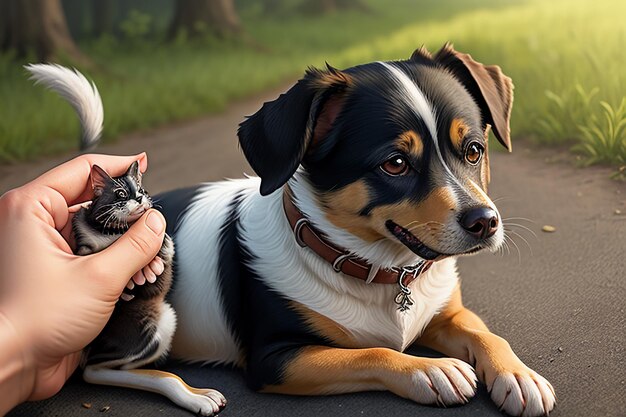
[168,180,258,365]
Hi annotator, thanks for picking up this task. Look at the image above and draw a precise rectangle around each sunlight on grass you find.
[0,0,624,165]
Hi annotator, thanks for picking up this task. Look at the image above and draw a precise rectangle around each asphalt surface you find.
[3,86,625,417]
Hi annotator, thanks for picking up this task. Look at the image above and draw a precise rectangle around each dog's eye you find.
[116,190,128,199]
[380,155,409,176]
[465,142,484,165]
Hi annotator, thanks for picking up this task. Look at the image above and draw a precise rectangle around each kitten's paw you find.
[404,358,477,406]
[489,369,555,416]
[183,388,227,416]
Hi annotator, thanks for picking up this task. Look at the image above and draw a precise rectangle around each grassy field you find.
[0,0,624,166]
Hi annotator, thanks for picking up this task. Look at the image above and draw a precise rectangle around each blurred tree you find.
[299,0,370,14]
[63,0,90,39]
[260,0,284,14]
[93,0,114,37]
[0,0,91,65]
[168,0,242,39]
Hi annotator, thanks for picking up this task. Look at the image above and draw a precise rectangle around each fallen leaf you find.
[81,403,92,409]
[100,406,111,412]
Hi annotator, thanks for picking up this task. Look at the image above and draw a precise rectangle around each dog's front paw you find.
[489,368,555,416]
[403,358,477,406]
[182,387,226,416]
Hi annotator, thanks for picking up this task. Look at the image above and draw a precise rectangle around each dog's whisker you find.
[502,217,536,224]
[504,222,538,239]
[403,219,444,228]
[507,229,534,256]
[506,234,523,265]
[496,241,505,257]
[491,196,512,203]
[502,234,513,257]
[406,223,443,232]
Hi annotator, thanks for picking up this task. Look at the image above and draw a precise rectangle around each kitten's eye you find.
[116,190,128,199]
[465,142,484,165]
[380,155,410,176]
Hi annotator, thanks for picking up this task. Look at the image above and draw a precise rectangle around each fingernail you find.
[136,152,148,172]
[146,211,165,235]
[152,259,164,275]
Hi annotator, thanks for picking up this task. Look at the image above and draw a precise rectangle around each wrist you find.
[0,310,36,414]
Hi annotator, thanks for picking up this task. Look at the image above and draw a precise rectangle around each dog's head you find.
[238,44,513,259]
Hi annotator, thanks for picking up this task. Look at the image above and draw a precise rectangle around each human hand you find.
[0,153,166,412]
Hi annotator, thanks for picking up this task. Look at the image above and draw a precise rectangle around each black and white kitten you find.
[74,161,177,369]
[74,161,154,255]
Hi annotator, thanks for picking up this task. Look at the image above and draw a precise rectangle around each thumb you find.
[90,210,166,289]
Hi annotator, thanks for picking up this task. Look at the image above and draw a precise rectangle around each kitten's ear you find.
[125,160,142,185]
[91,164,112,197]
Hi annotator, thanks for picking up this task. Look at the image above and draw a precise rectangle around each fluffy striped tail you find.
[25,64,104,152]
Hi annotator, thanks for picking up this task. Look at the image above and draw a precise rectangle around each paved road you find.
[4,86,626,417]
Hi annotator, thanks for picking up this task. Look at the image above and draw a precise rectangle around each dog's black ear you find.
[433,43,514,152]
[238,64,350,196]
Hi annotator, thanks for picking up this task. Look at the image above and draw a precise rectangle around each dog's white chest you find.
[322,259,459,351]
[256,242,459,352]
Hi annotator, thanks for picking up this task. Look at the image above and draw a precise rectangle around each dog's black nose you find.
[460,207,499,240]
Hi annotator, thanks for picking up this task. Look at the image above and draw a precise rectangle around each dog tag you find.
[395,264,419,312]
[394,262,427,312]
[395,289,414,312]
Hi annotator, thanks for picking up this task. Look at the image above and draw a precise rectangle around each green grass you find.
[1,0,625,166]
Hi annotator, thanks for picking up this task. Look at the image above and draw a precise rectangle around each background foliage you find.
[0,0,624,166]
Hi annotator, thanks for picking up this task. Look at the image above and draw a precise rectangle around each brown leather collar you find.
[282,189,433,288]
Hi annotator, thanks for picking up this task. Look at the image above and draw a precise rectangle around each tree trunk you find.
[206,0,241,37]
[298,0,370,15]
[92,0,114,37]
[261,0,284,15]
[168,0,242,40]
[0,0,91,65]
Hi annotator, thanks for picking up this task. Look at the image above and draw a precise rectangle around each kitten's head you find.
[89,161,152,230]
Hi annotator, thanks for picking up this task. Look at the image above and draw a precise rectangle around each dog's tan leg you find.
[262,346,477,406]
[418,284,556,416]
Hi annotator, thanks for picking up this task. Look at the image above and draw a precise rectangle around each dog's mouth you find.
[385,220,441,260]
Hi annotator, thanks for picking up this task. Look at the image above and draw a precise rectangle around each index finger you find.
[30,153,148,206]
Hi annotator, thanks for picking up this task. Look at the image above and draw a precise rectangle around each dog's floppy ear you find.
[433,43,514,151]
[238,64,350,196]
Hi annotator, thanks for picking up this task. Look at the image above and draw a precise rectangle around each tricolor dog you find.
[29,44,555,416]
